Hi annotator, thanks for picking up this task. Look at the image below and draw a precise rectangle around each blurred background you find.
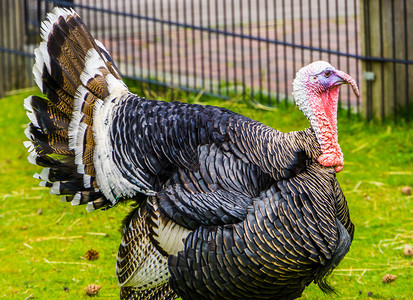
[0,0,412,122]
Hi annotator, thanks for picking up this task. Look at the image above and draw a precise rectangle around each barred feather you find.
[120,283,177,300]
[116,205,171,291]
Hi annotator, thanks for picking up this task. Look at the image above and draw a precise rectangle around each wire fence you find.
[1,0,412,122]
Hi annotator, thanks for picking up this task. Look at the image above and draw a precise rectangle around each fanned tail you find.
[24,7,129,211]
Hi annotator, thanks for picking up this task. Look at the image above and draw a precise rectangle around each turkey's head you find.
[292,61,359,172]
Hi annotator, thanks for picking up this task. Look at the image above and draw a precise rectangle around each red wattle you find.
[311,86,343,171]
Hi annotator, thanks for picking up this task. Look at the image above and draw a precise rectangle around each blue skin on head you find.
[317,69,347,91]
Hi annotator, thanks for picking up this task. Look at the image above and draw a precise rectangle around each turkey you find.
[24,7,358,300]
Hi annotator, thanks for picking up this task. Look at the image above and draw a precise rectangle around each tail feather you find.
[26,125,70,156]
[25,96,70,137]
[34,166,75,182]
[24,7,129,210]
[39,70,74,116]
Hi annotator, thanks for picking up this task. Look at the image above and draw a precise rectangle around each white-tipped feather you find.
[38,42,50,74]
[26,111,39,128]
[94,40,109,56]
[40,15,56,42]
[39,181,48,187]
[83,175,92,189]
[86,202,95,212]
[32,49,44,92]
[33,8,77,96]
[23,141,32,148]
[41,7,75,42]
[68,112,83,150]
[68,123,81,150]
[24,126,33,140]
[69,86,91,175]
[71,199,80,206]
[80,49,106,87]
[94,39,122,79]
[24,96,33,112]
[77,164,85,174]
[74,122,88,171]
[49,182,60,195]
[71,193,81,206]
[105,74,128,99]
[23,141,34,152]
[32,42,50,92]
[68,86,88,150]
[28,151,38,165]
[38,168,50,180]
[52,7,75,19]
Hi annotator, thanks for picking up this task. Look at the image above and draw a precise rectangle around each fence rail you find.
[1,0,412,122]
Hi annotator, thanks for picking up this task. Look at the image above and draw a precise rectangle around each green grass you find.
[0,88,412,299]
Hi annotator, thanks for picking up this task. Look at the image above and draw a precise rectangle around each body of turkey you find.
[25,7,358,300]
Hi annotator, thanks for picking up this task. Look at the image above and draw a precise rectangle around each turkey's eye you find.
[310,75,318,82]
[324,71,332,78]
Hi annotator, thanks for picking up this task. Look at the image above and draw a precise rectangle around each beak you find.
[334,70,360,97]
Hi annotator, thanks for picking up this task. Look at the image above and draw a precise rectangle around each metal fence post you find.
[0,0,27,98]
[360,0,412,122]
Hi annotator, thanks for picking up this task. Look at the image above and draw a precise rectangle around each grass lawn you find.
[0,88,412,299]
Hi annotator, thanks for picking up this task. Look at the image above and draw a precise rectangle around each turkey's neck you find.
[294,84,341,160]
